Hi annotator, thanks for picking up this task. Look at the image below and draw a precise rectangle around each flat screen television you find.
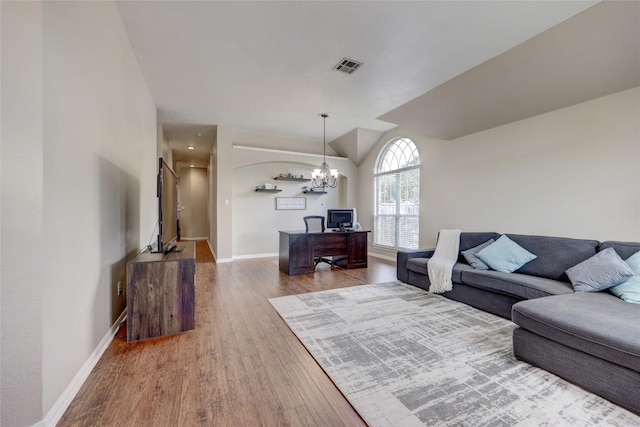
[156,158,179,253]
[327,209,354,230]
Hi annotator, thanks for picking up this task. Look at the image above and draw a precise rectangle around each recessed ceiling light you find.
[190,164,195,168]
[187,145,195,150]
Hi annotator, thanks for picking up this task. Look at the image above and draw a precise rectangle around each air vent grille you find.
[333,57,363,74]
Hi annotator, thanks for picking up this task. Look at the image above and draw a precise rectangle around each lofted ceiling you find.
[380,1,640,140]
[116,0,602,160]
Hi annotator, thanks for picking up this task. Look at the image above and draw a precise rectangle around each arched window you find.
[374,137,420,249]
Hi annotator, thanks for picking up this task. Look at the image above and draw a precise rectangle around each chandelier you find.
[311,113,338,189]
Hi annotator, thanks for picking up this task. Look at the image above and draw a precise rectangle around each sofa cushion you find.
[599,241,640,259]
[512,292,640,373]
[406,258,473,283]
[565,247,634,292]
[461,270,573,300]
[505,234,599,282]
[476,235,537,273]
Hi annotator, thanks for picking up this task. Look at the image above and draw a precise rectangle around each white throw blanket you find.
[427,229,461,293]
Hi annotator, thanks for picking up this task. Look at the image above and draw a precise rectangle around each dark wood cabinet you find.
[126,241,196,342]
[279,233,314,275]
[279,230,369,275]
[346,231,368,268]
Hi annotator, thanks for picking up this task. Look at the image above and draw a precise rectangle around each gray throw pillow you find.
[565,247,634,292]
[462,239,495,270]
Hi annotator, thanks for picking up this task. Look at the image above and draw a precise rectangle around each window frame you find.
[373,137,420,250]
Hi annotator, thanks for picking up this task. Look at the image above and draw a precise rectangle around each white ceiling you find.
[117,0,598,150]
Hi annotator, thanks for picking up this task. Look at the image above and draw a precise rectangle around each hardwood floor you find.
[58,241,397,426]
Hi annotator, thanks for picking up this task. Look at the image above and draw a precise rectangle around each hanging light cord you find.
[322,113,327,161]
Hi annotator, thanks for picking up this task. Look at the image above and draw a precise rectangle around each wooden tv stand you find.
[279,230,369,276]
[126,241,195,342]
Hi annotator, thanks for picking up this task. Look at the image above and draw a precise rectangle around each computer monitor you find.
[326,209,354,230]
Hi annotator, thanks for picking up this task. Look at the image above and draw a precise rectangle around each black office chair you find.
[303,216,336,269]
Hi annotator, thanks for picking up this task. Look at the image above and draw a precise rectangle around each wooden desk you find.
[279,230,369,276]
[126,241,196,342]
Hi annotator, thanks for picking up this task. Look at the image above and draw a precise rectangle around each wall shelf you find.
[303,190,327,195]
[255,188,282,193]
[274,176,311,182]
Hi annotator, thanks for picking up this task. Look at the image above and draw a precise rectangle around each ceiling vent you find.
[333,57,363,74]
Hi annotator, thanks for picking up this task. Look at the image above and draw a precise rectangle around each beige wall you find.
[230,143,358,257]
[1,2,45,425]
[42,1,157,421]
[208,130,218,258]
[214,125,234,260]
[1,2,157,425]
[361,87,640,258]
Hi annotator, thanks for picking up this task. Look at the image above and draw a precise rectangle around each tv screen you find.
[157,158,179,252]
[327,209,354,230]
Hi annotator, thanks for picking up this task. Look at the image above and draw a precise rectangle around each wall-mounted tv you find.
[327,209,354,230]
[156,158,179,253]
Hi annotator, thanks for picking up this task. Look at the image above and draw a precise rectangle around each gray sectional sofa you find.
[396,232,640,415]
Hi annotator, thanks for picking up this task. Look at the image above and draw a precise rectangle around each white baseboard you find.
[233,252,278,260]
[369,252,397,262]
[179,236,207,240]
[40,309,127,427]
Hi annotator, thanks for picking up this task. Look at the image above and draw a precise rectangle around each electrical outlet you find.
[117,281,123,297]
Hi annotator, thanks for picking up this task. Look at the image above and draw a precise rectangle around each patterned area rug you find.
[269,281,640,426]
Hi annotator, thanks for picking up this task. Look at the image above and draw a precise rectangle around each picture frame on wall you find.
[276,197,306,210]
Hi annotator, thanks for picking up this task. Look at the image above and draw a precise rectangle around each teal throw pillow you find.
[609,251,640,304]
[565,247,634,292]
[476,235,537,273]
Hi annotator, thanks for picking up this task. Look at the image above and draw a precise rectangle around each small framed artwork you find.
[276,197,306,210]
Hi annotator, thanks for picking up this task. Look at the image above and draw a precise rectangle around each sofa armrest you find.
[397,249,435,283]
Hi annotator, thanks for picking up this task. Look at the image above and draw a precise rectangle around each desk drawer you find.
[312,234,347,256]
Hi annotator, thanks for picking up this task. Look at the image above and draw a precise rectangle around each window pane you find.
[375,215,396,246]
[376,137,420,173]
[376,174,397,215]
[398,216,419,249]
[399,168,420,215]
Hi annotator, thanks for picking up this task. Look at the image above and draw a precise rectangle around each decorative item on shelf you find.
[311,113,338,190]
[304,188,327,195]
[255,183,281,192]
[274,173,311,182]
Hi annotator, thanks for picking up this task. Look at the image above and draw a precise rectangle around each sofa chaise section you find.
[512,292,640,415]
[511,240,640,415]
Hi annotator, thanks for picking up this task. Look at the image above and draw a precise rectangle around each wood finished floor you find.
[58,240,397,426]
